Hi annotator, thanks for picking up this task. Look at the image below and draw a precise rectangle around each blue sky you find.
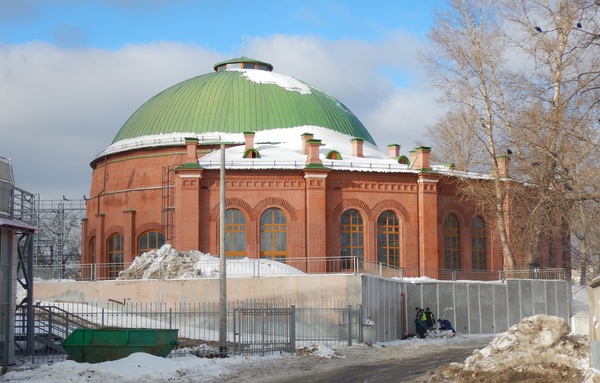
[0,0,442,199]
[1,1,437,49]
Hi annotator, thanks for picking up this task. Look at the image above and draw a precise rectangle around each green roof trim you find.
[304,163,328,169]
[176,163,203,170]
[111,61,376,146]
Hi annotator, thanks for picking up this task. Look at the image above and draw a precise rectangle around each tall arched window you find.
[471,216,487,270]
[377,210,400,267]
[226,208,247,259]
[444,214,461,269]
[138,230,165,256]
[340,209,364,269]
[107,233,124,278]
[89,236,96,264]
[260,208,287,260]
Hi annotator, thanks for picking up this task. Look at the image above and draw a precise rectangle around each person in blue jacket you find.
[438,318,456,333]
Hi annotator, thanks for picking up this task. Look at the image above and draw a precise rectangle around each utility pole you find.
[219,143,227,357]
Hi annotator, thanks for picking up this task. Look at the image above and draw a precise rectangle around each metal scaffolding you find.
[33,197,85,278]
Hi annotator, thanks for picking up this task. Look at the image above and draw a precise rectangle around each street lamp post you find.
[219,143,227,357]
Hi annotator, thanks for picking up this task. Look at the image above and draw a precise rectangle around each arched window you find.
[260,208,287,261]
[377,210,400,267]
[471,216,487,270]
[444,214,461,269]
[340,209,364,269]
[138,230,165,256]
[89,236,96,264]
[243,149,260,158]
[326,150,343,160]
[107,233,124,278]
[226,208,247,259]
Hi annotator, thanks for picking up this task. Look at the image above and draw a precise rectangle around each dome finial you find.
[242,34,245,57]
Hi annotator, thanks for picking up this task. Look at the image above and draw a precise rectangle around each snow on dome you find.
[242,70,311,95]
[117,244,305,280]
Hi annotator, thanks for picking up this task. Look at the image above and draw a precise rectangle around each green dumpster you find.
[62,328,179,363]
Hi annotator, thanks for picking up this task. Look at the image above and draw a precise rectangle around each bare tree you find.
[424,0,600,275]
[423,0,518,268]
[502,0,600,275]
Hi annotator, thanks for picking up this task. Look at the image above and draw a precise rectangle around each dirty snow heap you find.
[117,245,305,280]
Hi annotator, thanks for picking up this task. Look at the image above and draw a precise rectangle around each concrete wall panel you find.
[556,280,572,318]
[420,283,439,319]
[479,285,495,333]
[468,284,481,333]
[437,282,456,323]
[453,283,469,333]
[533,280,547,314]
[520,280,534,318]
[361,276,404,342]
[507,280,522,325]
[493,285,508,333]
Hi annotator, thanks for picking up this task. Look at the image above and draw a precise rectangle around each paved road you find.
[283,345,479,383]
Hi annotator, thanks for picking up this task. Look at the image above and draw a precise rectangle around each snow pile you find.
[117,245,305,280]
[295,344,344,359]
[427,314,593,383]
[426,329,457,340]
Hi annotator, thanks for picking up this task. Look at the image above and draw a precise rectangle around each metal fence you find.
[15,299,363,364]
[31,257,567,282]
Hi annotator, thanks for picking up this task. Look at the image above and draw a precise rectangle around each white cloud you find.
[0,35,437,199]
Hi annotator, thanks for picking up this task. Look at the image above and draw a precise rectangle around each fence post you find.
[452,269,456,281]
[261,308,266,356]
[347,305,352,346]
[233,308,238,355]
[290,305,296,352]
[358,304,363,343]
[169,308,172,329]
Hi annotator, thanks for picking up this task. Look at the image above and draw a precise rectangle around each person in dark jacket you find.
[414,307,428,338]
[424,307,435,329]
[438,318,456,333]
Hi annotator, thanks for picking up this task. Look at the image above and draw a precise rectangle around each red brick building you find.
[83,57,508,279]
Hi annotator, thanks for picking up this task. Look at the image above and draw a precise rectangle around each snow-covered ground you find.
[1,315,598,383]
[7,246,598,382]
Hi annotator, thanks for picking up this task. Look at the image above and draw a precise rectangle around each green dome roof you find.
[110,58,376,147]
